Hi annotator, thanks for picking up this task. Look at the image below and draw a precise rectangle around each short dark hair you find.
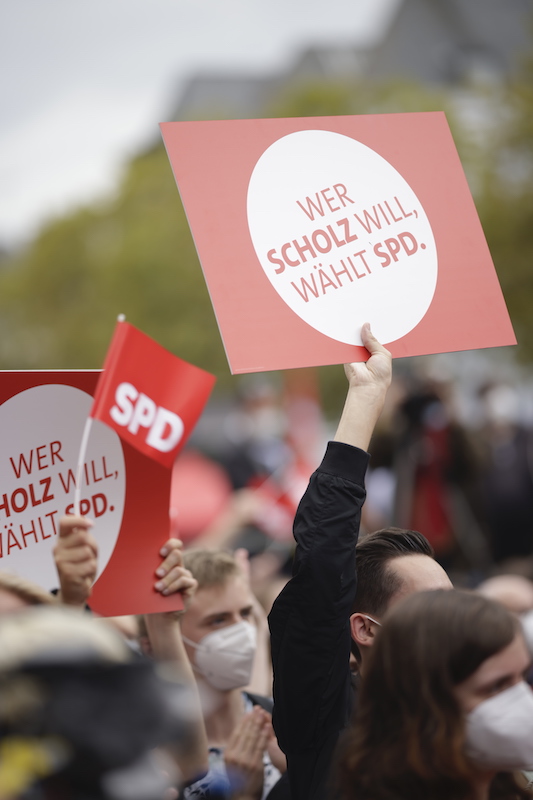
[351,528,434,617]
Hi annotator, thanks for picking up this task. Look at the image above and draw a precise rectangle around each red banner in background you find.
[91,321,216,468]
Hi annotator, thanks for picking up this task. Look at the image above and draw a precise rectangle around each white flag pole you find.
[72,313,126,517]
[73,417,93,516]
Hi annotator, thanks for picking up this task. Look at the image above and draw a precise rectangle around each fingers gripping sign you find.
[344,322,393,391]
[54,515,98,608]
[334,323,393,452]
[154,538,197,606]
[55,517,197,613]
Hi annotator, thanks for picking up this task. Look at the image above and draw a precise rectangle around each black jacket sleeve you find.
[268,441,369,800]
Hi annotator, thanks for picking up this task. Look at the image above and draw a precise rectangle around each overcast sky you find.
[0,0,399,249]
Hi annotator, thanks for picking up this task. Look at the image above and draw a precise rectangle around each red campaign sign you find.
[91,321,216,469]
[160,113,516,374]
[0,371,187,617]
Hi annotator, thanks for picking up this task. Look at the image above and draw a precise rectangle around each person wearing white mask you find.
[336,588,533,800]
[54,518,286,798]
[176,548,287,800]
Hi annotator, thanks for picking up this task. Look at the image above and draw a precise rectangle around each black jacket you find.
[269,441,368,800]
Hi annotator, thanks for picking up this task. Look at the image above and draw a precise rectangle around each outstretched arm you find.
[334,323,392,450]
[144,539,209,783]
[269,325,392,800]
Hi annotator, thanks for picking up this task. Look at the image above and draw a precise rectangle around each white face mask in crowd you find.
[183,621,257,691]
[465,681,533,771]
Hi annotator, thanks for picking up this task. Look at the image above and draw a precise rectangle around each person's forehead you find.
[186,576,252,620]
[387,554,452,604]
[460,632,530,693]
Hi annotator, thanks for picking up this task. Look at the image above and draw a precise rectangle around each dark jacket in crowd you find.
[269,442,368,800]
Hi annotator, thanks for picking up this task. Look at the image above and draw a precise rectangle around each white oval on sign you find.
[0,384,126,591]
[247,129,438,345]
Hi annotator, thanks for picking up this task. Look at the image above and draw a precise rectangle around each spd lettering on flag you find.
[90,321,215,468]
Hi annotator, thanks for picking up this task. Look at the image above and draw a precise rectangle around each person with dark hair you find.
[350,527,450,670]
[337,588,533,800]
[269,326,451,800]
[352,528,434,615]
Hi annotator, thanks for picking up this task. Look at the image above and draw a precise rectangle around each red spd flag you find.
[91,321,216,468]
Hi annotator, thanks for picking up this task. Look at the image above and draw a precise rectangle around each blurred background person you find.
[476,383,533,566]
[0,605,191,800]
[0,572,57,613]
[392,379,489,576]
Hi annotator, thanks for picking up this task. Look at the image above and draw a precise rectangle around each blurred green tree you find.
[0,144,226,378]
[475,50,533,361]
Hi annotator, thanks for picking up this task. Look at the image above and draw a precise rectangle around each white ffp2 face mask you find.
[183,621,257,692]
[465,681,533,771]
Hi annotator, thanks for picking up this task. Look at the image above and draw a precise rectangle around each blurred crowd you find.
[178,364,533,589]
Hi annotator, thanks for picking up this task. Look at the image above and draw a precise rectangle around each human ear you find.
[350,612,379,648]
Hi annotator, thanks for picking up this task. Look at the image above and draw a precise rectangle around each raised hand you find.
[343,323,392,392]
[334,323,392,452]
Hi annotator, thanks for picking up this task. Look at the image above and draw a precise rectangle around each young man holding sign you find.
[268,324,451,800]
